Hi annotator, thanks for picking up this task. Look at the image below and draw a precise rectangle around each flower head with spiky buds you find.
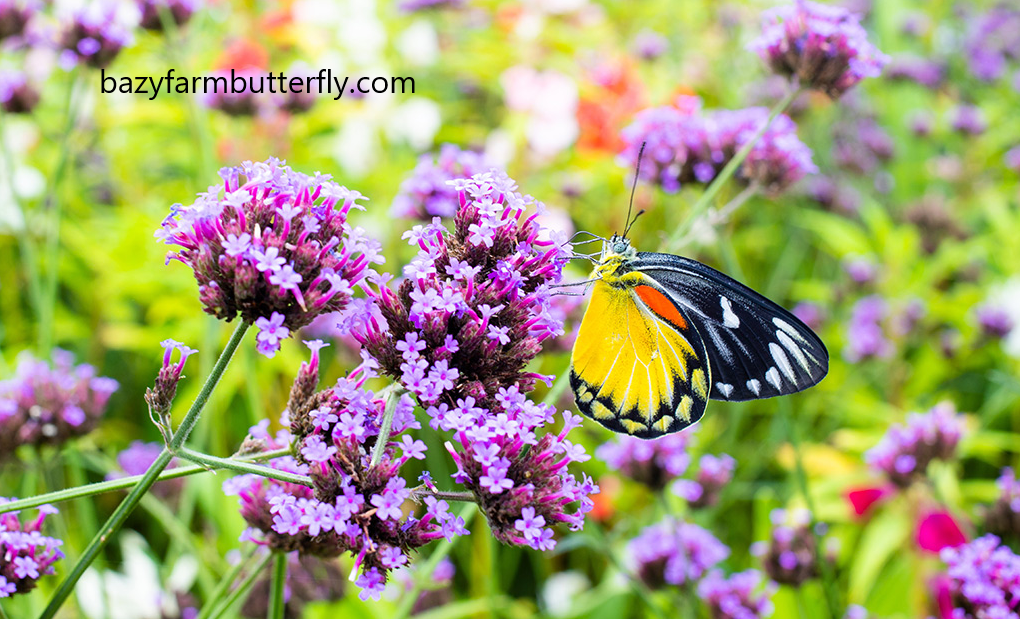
[391,144,494,220]
[697,569,776,619]
[627,517,729,589]
[747,0,889,98]
[938,535,1020,617]
[596,433,692,491]
[144,339,198,425]
[619,98,816,196]
[0,500,64,598]
[0,350,118,456]
[157,158,384,357]
[356,171,571,410]
[137,0,200,31]
[58,0,136,69]
[864,402,964,488]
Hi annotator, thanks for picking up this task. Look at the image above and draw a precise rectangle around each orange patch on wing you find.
[635,285,687,330]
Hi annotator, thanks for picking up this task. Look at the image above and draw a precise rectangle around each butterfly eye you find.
[613,242,627,254]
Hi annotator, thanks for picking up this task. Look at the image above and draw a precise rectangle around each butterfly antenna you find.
[623,142,646,239]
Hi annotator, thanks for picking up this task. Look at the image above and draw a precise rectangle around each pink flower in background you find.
[501,66,578,158]
[916,510,966,553]
[844,484,893,518]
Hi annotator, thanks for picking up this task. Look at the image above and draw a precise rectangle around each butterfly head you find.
[594,234,639,283]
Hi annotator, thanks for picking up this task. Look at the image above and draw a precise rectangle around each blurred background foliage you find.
[1,0,1019,617]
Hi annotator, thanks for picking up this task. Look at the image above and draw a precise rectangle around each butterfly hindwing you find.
[569,277,711,438]
[632,252,829,402]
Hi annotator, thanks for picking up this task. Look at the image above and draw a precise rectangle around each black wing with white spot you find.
[632,252,828,401]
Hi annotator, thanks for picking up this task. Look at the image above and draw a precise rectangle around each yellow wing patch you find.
[569,278,711,438]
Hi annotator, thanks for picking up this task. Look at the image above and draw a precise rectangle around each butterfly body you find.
[570,235,828,438]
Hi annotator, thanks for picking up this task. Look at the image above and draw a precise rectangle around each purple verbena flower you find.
[58,0,136,69]
[157,158,384,357]
[136,0,199,30]
[596,433,692,491]
[976,305,1015,340]
[200,69,270,116]
[144,339,198,419]
[950,104,988,136]
[885,55,944,89]
[0,69,40,115]
[697,569,776,619]
[673,453,735,509]
[963,7,1020,82]
[863,401,964,488]
[0,500,64,598]
[391,144,494,220]
[747,0,889,98]
[755,508,829,587]
[843,295,892,363]
[632,29,668,61]
[108,441,183,500]
[0,350,118,455]
[628,517,729,588]
[938,535,1020,617]
[979,468,1020,541]
[0,0,37,42]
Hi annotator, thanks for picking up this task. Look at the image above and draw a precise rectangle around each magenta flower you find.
[619,97,816,195]
[748,0,889,98]
[0,500,64,598]
[0,350,118,455]
[916,509,967,554]
[157,158,384,357]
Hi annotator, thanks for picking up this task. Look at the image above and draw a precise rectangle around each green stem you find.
[40,321,250,618]
[662,87,801,253]
[39,71,80,353]
[0,447,291,515]
[370,385,406,467]
[783,402,842,619]
[195,545,258,619]
[410,488,475,503]
[177,448,310,486]
[207,552,272,619]
[0,600,8,619]
[268,552,288,619]
[394,505,477,619]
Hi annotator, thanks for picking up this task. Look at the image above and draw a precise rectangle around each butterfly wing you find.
[569,278,711,438]
[632,252,828,402]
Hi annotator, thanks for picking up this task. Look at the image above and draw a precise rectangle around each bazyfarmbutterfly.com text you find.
[99,68,415,101]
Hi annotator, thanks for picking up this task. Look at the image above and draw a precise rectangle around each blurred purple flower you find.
[984,468,1020,541]
[241,553,345,619]
[59,0,136,69]
[137,0,199,31]
[200,69,269,116]
[843,295,892,363]
[754,508,826,587]
[804,175,860,214]
[673,453,735,509]
[863,402,964,488]
[908,110,933,137]
[950,104,987,135]
[632,29,668,61]
[628,518,729,588]
[885,55,944,89]
[396,0,464,13]
[842,257,877,285]
[792,302,825,331]
[0,0,37,41]
[0,69,39,114]
[0,350,118,455]
[275,62,317,114]
[156,158,384,357]
[391,144,494,220]
[976,305,1016,340]
[596,433,691,491]
[0,500,63,598]
[1006,146,1020,173]
[963,7,1020,82]
[108,441,184,500]
[620,98,817,195]
[938,535,1020,617]
[747,0,889,98]
[697,569,776,619]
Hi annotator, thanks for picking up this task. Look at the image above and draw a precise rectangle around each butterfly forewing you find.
[569,278,711,438]
[632,252,829,402]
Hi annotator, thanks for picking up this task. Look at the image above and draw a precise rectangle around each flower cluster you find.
[752,509,825,587]
[843,295,892,363]
[628,518,729,589]
[885,55,944,89]
[938,535,1020,617]
[0,69,39,114]
[157,158,384,357]
[963,6,1020,82]
[109,441,183,500]
[595,433,692,491]
[832,117,894,177]
[673,453,736,509]
[199,69,267,117]
[619,97,817,195]
[0,500,64,598]
[137,0,199,31]
[0,350,119,455]
[983,468,1020,541]
[0,0,37,42]
[241,553,345,618]
[273,343,468,599]
[863,402,964,488]
[356,171,570,408]
[391,144,494,220]
[58,0,136,70]
[145,339,198,423]
[697,569,776,619]
[747,0,889,98]
[975,305,1014,340]
[950,104,987,136]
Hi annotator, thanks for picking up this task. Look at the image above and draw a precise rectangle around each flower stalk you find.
[370,384,407,467]
[40,321,250,618]
[268,552,288,619]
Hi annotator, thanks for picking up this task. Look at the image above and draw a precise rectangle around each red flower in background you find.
[845,484,894,518]
[215,38,269,71]
[576,59,646,153]
[916,510,967,553]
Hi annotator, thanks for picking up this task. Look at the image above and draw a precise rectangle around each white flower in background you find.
[986,277,1020,358]
[0,121,45,233]
[385,97,441,150]
[397,20,439,67]
[540,571,590,617]
[76,532,198,619]
[520,0,589,14]
[501,66,578,159]
[334,94,442,176]
[484,128,515,168]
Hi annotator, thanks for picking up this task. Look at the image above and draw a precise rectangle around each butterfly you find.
[569,234,828,439]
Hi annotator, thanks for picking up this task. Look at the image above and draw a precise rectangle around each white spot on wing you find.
[769,343,797,383]
[746,379,761,395]
[720,297,740,328]
[716,382,734,398]
[777,331,811,371]
[773,317,808,343]
[765,367,782,390]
